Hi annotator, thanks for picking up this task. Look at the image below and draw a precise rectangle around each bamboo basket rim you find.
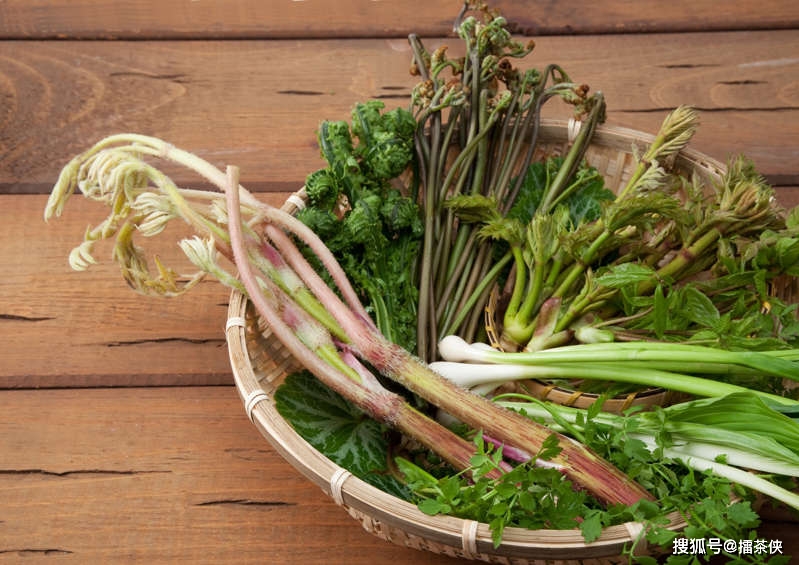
[225,119,727,563]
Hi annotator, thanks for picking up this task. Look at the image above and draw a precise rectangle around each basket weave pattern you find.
[225,120,722,563]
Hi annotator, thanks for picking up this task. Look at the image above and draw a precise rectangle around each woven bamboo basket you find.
[225,120,727,563]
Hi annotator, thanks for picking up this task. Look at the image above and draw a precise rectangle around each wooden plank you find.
[1,31,798,196]
[0,194,284,389]
[1,0,798,39]
[1,387,797,563]
[6,185,799,390]
[0,387,463,564]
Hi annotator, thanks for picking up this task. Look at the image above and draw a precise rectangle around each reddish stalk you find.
[264,222,377,331]
[223,166,496,478]
[225,169,653,508]
[258,205,374,328]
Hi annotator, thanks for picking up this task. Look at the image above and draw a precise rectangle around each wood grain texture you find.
[1,0,798,39]
[0,193,282,389]
[6,183,799,390]
[0,387,463,564]
[2,31,798,195]
[3,2,799,560]
[1,387,797,564]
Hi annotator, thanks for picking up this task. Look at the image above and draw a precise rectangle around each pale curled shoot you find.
[112,220,207,297]
[645,105,700,162]
[131,192,178,238]
[68,238,98,271]
[179,236,244,293]
[46,138,230,296]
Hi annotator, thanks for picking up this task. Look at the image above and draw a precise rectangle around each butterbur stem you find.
[224,165,651,506]
[51,137,653,513]
[387,351,654,507]
[222,167,494,477]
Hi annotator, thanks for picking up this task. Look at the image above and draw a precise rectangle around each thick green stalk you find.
[552,230,612,300]
[431,359,797,406]
[638,227,722,295]
[538,93,605,214]
[462,339,799,382]
[501,246,527,328]
[517,257,546,323]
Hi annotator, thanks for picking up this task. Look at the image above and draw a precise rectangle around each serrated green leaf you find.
[439,476,462,501]
[623,437,652,462]
[776,236,799,272]
[646,526,679,549]
[445,193,501,223]
[578,510,603,543]
[563,167,615,225]
[275,371,409,499]
[726,501,760,528]
[681,286,720,325]
[597,263,657,288]
[418,498,451,516]
[489,517,506,548]
[518,490,537,512]
[509,157,613,226]
[538,433,563,460]
[489,500,509,517]
[786,206,799,231]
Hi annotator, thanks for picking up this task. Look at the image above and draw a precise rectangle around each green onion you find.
[495,393,799,510]
[435,335,799,406]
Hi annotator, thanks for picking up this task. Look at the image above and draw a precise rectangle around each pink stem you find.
[338,347,385,393]
[224,166,384,414]
[261,211,375,328]
[224,166,488,476]
[482,434,532,467]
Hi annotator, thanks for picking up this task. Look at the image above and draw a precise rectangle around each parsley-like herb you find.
[396,432,597,548]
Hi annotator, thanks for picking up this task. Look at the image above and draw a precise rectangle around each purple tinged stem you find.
[223,166,496,478]
[224,167,651,506]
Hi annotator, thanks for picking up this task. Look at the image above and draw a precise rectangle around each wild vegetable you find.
[447,104,799,354]
[392,1,799,364]
[495,393,799,513]
[399,394,795,561]
[297,101,422,352]
[45,133,653,509]
[433,334,799,405]
[408,2,606,360]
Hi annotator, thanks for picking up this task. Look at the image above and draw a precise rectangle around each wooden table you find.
[2,1,798,563]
